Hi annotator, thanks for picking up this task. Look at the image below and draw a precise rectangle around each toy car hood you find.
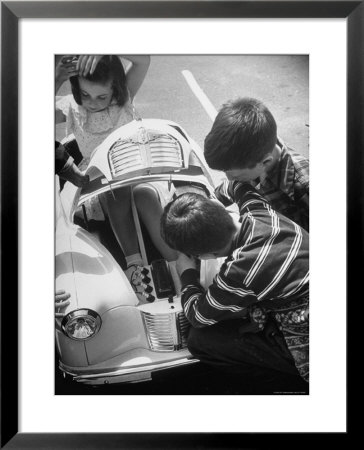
[84,118,196,182]
[58,118,215,225]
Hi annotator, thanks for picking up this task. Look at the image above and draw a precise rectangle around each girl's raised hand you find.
[77,55,103,77]
[55,55,79,88]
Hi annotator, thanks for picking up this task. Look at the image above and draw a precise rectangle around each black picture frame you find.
[1,1,359,448]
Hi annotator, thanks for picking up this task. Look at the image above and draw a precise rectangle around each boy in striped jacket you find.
[161,185,309,382]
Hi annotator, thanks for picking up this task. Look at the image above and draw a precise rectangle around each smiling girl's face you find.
[78,77,113,112]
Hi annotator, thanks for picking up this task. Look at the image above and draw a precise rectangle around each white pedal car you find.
[55,118,222,385]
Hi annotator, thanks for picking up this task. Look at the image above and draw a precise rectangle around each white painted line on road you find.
[182,70,218,122]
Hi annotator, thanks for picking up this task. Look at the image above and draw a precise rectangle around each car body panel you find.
[56,226,138,313]
[85,306,148,364]
[56,330,88,367]
[56,118,224,384]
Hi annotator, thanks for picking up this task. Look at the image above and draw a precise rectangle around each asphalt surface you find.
[139,56,308,153]
[56,55,308,184]
[55,55,309,395]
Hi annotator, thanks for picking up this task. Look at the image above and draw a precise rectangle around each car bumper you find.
[59,355,199,385]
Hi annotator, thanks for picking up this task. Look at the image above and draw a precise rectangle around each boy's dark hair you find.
[204,97,277,170]
[161,193,235,255]
[70,55,129,107]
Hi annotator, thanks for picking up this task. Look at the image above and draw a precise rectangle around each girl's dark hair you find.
[161,193,235,255]
[204,97,277,170]
[70,55,129,107]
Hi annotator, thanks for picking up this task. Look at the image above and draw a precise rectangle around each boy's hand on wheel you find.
[55,290,71,318]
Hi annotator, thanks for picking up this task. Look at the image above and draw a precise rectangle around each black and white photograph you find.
[1,1,354,444]
[55,54,309,395]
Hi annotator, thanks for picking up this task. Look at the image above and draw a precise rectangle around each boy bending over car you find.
[204,97,309,231]
[160,185,309,383]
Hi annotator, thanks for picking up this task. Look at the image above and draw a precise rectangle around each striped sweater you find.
[180,182,309,328]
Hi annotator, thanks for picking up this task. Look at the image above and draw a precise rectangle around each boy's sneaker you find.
[125,264,143,288]
[125,264,154,303]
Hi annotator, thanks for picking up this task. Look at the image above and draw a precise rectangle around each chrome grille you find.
[108,139,144,177]
[142,310,190,352]
[108,129,183,178]
[149,139,183,168]
[177,311,189,348]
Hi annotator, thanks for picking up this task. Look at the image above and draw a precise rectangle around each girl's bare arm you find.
[122,55,151,100]
[75,54,151,100]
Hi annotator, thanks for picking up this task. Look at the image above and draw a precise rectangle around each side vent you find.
[142,310,190,352]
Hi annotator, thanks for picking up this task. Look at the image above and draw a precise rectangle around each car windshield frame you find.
[78,172,214,207]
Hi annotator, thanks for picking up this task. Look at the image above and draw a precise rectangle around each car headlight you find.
[61,309,101,340]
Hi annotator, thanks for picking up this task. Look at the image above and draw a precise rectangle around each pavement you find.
[56,55,308,185]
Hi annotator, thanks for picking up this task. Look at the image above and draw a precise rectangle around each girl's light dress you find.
[56,94,135,165]
[56,94,174,217]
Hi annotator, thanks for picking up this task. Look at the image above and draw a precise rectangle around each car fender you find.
[56,225,138,315]
[55,224,139,368]
[85,306,149,365]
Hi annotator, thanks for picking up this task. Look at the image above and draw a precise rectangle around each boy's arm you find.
[229,182,271,216]
[179,265,254,329]
[175,185,271,329]
[214,180,269,213]
[292,155,309,230]
[178,183,309,329]
[290,147,309,208]
[213,179,234,206]
[55,142,72,174]
[55,142,89,188]
[294,161,309,211]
